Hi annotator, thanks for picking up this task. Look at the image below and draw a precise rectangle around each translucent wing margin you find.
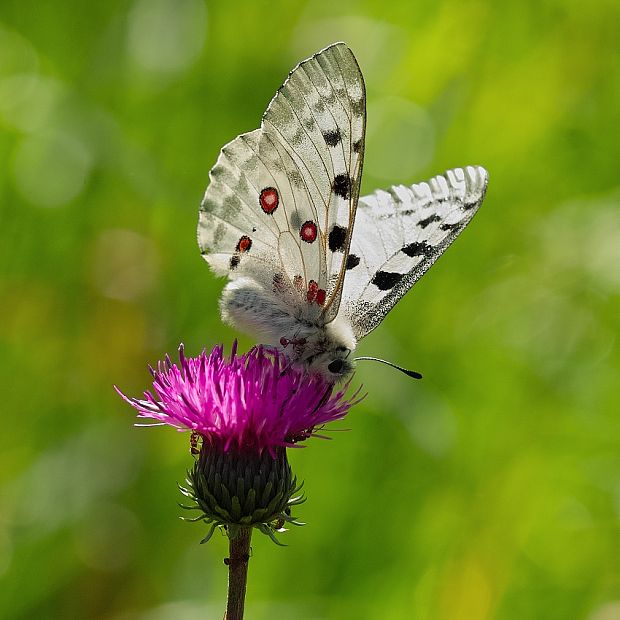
[341,166,489,339]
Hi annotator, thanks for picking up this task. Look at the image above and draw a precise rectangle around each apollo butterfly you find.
[198,43,488,380]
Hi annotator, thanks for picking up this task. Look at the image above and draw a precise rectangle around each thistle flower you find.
[116,342,362,543]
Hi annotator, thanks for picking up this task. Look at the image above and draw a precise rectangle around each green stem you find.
[224,527,252,620]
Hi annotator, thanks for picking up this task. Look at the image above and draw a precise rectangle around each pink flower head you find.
[116,343,363,455]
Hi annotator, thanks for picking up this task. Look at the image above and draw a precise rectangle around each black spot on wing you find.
[332,174,351,199]
[402,242,433,258]
[290,129,304,146]
[346,254,360,270]
[418,214,441,228]
[351,98,364,117]
[440,222,461,231]
[288,170,304,188]
[372,271,404,291]
[324,91,337,105]
[290,211,302,230]
[328,225,347,252]
[230,255,240,270]
[353,139,363,154]
[323,129,342,147]
[213,222,226,245]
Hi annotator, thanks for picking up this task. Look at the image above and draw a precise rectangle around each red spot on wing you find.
[300,221,318,243]
[273,273,285,293]
[307,279,318,303]
[316,289,326,306]
[259,187,279,214]
[236,236,252,253]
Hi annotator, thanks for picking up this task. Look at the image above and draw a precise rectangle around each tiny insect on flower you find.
[190,431,202,456]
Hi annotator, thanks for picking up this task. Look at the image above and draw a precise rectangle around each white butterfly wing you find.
[198,129,278,281]
[341,165,489,339]
[198,42,365,323]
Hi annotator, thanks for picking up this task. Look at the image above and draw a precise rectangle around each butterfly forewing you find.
[342,165,489,339]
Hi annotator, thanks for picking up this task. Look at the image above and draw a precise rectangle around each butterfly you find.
[198,42,488,381]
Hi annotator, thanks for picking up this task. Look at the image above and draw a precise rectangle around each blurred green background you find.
[1,0,619,618]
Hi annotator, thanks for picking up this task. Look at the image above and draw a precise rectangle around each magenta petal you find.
[117,343,362,454]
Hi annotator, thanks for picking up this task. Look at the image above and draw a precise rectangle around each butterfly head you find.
[303,346,355,380]
[290,315,358,381]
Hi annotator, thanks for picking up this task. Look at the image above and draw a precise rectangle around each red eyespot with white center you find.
[259,187,279,214]
[300,221,318,243]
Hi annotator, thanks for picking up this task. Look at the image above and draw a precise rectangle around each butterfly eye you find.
[328,359,344,374]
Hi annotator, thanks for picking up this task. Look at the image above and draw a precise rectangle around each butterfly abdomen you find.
[220,278,297,345]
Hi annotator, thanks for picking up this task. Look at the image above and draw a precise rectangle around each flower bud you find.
[180,444,304,544]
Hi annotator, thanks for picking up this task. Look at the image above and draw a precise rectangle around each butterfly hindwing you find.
[198,130,280,291]
[341,165,489,339]
[199,42,365,321]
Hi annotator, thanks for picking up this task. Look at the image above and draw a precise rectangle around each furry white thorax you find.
[220,277,357,379]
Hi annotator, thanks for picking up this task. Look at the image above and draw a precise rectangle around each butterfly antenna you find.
[354,356,423,380]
